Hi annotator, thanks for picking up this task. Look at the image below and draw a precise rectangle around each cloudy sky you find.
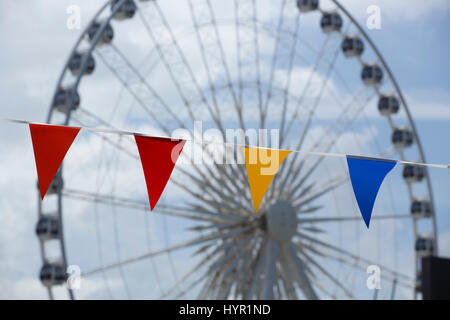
[0,0,449,299]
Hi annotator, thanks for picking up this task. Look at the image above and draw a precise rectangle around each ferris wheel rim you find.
[40,0,435,300]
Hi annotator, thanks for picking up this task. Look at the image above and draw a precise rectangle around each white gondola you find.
[411,199,432,218]
[415,236,434,257]
[53,87,80,114]
[378,94,400,115]
[40,263,67,287]
[36,215,60,241]
[296,0,319,13]
[392,127,413,149]
[342,36,364,57]
[361,63,383,86]
[403,164,425,183]
[320,12,342,33]
[87,21,114,45]
[68,51,95,76]
[111,0,136,20]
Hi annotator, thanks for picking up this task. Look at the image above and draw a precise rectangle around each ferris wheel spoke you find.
[317,248,414,290]
[282,22,352,147]
[294,232,413,283]
[161,236,250,299]
[179,166,252,213]
[291,175,347,209]
[62,189,146,209]
[136,3,206,122]
[71,117,139,159]
[283,181,315,202]
[160,262,203,299]
[186,0,244,130]
[244,238,266,299]
[210,162,254,206]
[180,188,247,215]
[198,264,226,299]
[208,238,252,276]
[303,88,373,156]
[216,277,233,299]
[192,164,254,213]
[221,238,257,287]
[278,269,298,299]
[280,244,317,299]
[233,239,260,298]
[189,221,245,233]
[77,107,121,128]
[82,225,252,277]
[70,117,248,214]
[260,239,279,299]
[260,0,287,129]
[272,42,342,191]
[283,47,343,163]
[201,266,226,300]
[208,241,249,299]
[185,202,248,221]
[61,188,238,223]
[234,0,263,120]
[285,243,319,299]
[173,143,251,211]
[94,44,184,132]
[216,270,236,299]
[295,247,353,298]
[278,15,301,147]
[197,234,251,271]
[278,36,332,146]
[279,87,374,193]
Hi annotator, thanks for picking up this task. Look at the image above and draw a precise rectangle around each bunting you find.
[346,155,397,228]
[29,123,81,199]
[1,117,447,227]
[244,147,292,213]
[134,135,186,210]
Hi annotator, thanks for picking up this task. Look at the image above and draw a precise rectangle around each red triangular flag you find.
[29,123,81,200]
[134,135,185,210]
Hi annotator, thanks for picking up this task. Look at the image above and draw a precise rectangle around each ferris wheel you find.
[35,0,438,299]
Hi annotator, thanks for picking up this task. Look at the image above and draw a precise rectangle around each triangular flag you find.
[29,123,81,200]
[244,147,292,213]
[134,135,185,210]
[346,155,397,228]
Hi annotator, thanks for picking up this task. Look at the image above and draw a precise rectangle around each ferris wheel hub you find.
[265,200,297,243]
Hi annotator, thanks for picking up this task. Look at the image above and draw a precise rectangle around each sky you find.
[0,0,449,299]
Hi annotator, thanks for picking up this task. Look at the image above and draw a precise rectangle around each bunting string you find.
[1,116,449,228]
[1,117,448,170]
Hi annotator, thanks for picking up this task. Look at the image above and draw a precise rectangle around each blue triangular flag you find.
[346,155,397,228]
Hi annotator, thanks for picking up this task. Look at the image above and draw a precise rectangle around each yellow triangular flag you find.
[244,147,292,213]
